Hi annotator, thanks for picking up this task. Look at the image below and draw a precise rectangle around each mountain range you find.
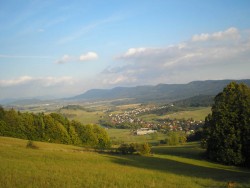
[1,79,249,106]
[70,79,250,104]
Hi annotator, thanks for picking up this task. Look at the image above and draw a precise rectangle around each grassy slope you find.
[1,137,250,188]
[139,107,211,122]
[164,107,211,121]
[59,109,104,124]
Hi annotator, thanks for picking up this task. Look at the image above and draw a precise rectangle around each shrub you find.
[26,140,39,149]
[117,143,151,155]
[138,143,151,156]
[117,143,138,154]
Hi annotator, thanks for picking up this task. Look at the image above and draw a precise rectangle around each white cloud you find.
[121,48,146,58]
[0,76,33,87]
[0,76,75,87]
[0,76,78,99]
[192,27,240,42]
[79,52,98,61]
[55,52,98,64]
[55,54,72,64]
[39,76,75,87]
[101,27,250,86]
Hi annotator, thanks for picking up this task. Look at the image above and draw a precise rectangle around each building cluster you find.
[107,105,204,133]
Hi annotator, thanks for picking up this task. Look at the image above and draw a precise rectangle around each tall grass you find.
[0,136,249,188]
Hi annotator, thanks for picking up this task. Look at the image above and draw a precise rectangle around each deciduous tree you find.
[203,82,250,166]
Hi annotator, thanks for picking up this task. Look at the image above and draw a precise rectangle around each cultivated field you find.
[1,136,249,188]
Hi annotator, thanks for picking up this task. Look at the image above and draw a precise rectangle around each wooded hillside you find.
[0,106,110,149]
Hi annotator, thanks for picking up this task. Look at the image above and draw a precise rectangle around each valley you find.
[1,79,250,187]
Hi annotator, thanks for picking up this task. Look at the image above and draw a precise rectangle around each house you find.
[136,128,156,135]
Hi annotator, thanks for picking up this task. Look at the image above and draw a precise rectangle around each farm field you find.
[164,107,211,121]
[1,136,249,188]
[139,107,211,122]
[58,108,104,125]
[107,128,166,145]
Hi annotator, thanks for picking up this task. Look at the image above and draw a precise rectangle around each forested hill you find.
[71,79,250,103]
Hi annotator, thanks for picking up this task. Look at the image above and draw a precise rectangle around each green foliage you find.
[0,106,111,149]
[117,143,137,154]
[203,82,250,167]
[138,142,151,155]
[162,131,187,146]
[187,128,203,142]
[117,142,151,155]
[173,95,214,107]
[150,132,158,140]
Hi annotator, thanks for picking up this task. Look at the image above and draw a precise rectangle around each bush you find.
[138,143,151,156]
[117,143,151,155]
[26,140,38,149]
[162,131,187,146]
[117,143,137,154]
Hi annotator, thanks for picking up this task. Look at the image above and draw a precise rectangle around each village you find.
[106,105,204,134]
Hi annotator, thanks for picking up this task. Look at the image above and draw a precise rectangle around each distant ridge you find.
[70,79,250,103]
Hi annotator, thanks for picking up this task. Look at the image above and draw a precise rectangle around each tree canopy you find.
[0,107,111,149]
[203,82,250,167]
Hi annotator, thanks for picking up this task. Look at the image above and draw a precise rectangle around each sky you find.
[0,0,250,99]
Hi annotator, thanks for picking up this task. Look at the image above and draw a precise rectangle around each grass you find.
[139,107,211,122]
[59,108,104,124]
[1,136,250,188]
[164,107,211,121]
[107,128,166,145]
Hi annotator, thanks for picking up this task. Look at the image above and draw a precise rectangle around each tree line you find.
[0,107,110,149]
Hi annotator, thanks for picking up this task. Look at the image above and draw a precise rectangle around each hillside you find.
[71,79,250,103]
[173,95,214,107]
[1,136,250,187]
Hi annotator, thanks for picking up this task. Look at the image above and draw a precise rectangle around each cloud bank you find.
[0,76,76,99]
[100,27,250,86]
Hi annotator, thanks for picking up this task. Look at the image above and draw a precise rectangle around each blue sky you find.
[0,0,250,99]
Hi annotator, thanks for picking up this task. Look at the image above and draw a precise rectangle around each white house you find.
[136,128,156,135]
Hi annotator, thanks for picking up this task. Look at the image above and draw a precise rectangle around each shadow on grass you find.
[105,154,250,184]
[151,143,206,160]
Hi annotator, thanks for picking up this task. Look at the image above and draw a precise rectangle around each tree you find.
[118,144,133,154]
[0,107,111,149]
[117,143,151,155]
[138,143,151,155]
[163,131,187,146]
[203,82,250,166]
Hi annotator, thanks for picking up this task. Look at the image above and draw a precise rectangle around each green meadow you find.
[164,107,211,121]
[139,107,211,122]
[107,128,166,145]
[1,136,250,188]
[58,108,104,125]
